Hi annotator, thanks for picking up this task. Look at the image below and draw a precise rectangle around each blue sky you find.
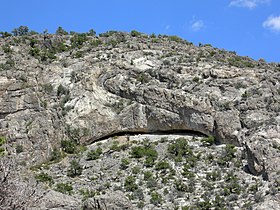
[1,0,279,62]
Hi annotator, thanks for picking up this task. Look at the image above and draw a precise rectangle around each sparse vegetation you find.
[192,76,200,83]
[218,144,237,167]
[61,139,77,154]
[56,26,68,35]
[167,137,192,162]
[124,176,138,192]
[35,172,53,185]
[150,191,162,206]
[70,33,88,48]
[155,160,170,170]
[130,30,142,37]
[2,44,12,54]
[130,145,158,167]
[0,27,277,210]
[15,144,23,153]
[86,147,102,160]
[120,158,130,170]
[55,183,73,195]
[228,56,255,68]
[0,137,6,156]
[168,35,185,43]
[67,160,83,177]
[49,146,62,162]
[201,135,215,146]
[11,26,29,36]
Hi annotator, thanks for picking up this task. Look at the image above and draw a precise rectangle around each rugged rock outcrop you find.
[0,31,279,209]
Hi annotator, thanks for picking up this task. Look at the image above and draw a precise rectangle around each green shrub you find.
[137,201,145,209]
[86,147,102,160]
[218,144,237,166]
[212,195,226,209]
[49,146,62,161]
[29,38,37,47]
[132,166,141,174]
[201,135,215,146]
[131,146,158,159]
[67,160,83,177]
[90,39,102,47]
[87,29,96,36]
[168,35,184,43]
[70,33,88,48]
[155,161,170,170]
[225,144,237,157]
[55,42,68,52]
[61,139,77,154]
[12,26,29,36]
[228,56,255,68]
[0,31,12,38]
[223,173,241,195]
[73,51,84,58]
[242,91,249,99]
[0,147,5,156]
[56,26,68,35]
[42,83,53,93]
[167,138,192,162]
[150,191,162,206]
[35,172,53,185]
[181,165,195,179]
[0,137,5,155]
[130,30,142,37]
[55,182,73,195]
[150,33,157,38]
[0,137,5,146]
[40,50,57,62]
[120,158,130,170]
[29,47,40,57]
[137,72,150,83]
[2,44,12,53]
[29,30,38,35]
[131,144,158,167]
[163,60,171,66]
[182,206,191,210]
[65,126,81,144]
[57,84,69,96]
[124,176,138,192]
[15,144,23,153]
[192,76,200,83]
[99,30,118,37]
[79,188,96,200]
[143,171,153,181]
[174,179,189,192]
[206,170,221,181]
[196,199,212,209]
[110,141,122,151]
[5,59,15,68]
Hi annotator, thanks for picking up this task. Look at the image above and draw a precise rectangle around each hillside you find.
[0,30,279,209]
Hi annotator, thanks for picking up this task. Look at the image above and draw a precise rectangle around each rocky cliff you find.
[0,31,279,209]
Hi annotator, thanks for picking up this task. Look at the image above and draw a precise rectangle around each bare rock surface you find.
[0,31,279,209]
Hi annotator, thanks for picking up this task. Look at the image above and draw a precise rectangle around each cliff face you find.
[0,32,279,209]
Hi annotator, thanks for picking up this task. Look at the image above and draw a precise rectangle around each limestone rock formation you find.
[0,31,279,209]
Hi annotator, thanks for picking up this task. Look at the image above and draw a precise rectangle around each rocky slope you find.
[0,31,279,209]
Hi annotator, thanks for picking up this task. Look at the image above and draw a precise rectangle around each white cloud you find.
[229,0,270,9]
[191,20,204,31]
[165,25,170,31]
[263,15,280,32]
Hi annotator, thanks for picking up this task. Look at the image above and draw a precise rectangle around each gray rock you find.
[82,191,133,210]
[32,190,81,210]
[0,32,279,209]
